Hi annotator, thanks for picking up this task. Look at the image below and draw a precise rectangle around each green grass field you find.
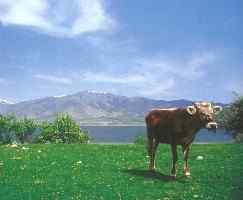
[0,144,242,200]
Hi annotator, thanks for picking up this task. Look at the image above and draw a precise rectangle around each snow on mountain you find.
[0,98,14,104]
[53,94,68,98]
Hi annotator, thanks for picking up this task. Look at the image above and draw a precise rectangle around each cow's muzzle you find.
[206,122,218,132]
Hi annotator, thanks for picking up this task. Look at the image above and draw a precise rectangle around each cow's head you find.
[186,101,222,131]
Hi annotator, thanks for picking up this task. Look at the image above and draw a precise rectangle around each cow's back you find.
[146,108,187,143]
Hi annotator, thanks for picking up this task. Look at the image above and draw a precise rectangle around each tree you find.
[217,95,243,142]
[10,117,38,143]
[0,113,90,144]
[37,114,90,144]
[0,115,16,143]
[53,114,89,144]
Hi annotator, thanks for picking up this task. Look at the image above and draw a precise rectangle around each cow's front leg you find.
[171,144,178,178]
[182,144,191,176]
[148,138,158,171]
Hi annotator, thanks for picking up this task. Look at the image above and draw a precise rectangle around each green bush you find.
[235,133,243,143]
[0,114,90,144]
[134,134,147,145]
[0,115,16,144]
[37,114,90,144]
[36,120,56,143]
[0,115,39,144]
[217,94,243,142]
[11,117,38,143]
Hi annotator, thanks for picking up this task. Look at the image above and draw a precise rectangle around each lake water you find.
[81,126,233,143]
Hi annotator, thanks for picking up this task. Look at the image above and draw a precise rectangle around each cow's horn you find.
[213,106,222,113]
[187,105,197,115]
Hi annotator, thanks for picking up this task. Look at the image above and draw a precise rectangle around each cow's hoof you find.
[149,168,156,172]
[185,171,191,177]
[170,174,176,179]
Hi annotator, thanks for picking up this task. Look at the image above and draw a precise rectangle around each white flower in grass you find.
[76,161,82,164]
[196,155,204,160]
[10,143,18,148]
[22,147,29,150]
[37,150,42,153]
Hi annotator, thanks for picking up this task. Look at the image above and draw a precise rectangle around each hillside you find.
[0,91,194,125]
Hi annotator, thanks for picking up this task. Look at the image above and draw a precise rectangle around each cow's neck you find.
[186,114,204,138]
[192,115,204,130]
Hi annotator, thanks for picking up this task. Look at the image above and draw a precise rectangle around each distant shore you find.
[80,124,146,127]
[89,141,234,144]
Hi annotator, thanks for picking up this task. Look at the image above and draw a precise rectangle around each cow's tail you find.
[145,114,153,154]
[145,114,151,138]
[145,114,154,137]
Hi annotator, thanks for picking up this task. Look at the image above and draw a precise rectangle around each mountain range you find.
[0,90,215,125]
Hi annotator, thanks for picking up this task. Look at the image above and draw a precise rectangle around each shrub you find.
[0,115,9,143]
[235,133,243,143]
[11,118,38,143]
[0,114,90,144]
[217,94,243,142]
[35,120,56,143]
[0,115,16,144]
[37,114,90,144]
[134,134,147,145]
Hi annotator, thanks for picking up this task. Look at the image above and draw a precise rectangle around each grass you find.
[0,143,242,200]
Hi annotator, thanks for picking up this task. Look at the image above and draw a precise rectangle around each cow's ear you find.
[194,102,201,108]
[213,106,222,113]
[186,106,197,115]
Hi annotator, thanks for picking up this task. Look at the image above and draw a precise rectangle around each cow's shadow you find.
[122,169,188,183]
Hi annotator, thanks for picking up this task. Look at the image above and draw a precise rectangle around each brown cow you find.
[145,101,222,178]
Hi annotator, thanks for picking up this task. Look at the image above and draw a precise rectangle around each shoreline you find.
[89,141,234,145]
[80,124,146,127]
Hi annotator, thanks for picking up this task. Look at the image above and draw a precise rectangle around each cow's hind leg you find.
[147,137,159,171]
[182,144,191,176]
[171,144,178,178]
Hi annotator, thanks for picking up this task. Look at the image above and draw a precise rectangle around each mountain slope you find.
[0,91,194,125]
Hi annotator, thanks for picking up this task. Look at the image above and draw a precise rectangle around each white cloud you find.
[71,51,216,99]
[136,51,216,81]
[185,52,215,79]
[138,78,175,98]
[31,50,217,99]
[34,74,73,85]
[0,0,115,37]
[82,72,146,84]
[79,71,175,99]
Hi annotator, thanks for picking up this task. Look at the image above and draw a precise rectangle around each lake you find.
[81,126,233,143]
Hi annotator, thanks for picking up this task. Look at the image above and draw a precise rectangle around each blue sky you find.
[0,0,242,103]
